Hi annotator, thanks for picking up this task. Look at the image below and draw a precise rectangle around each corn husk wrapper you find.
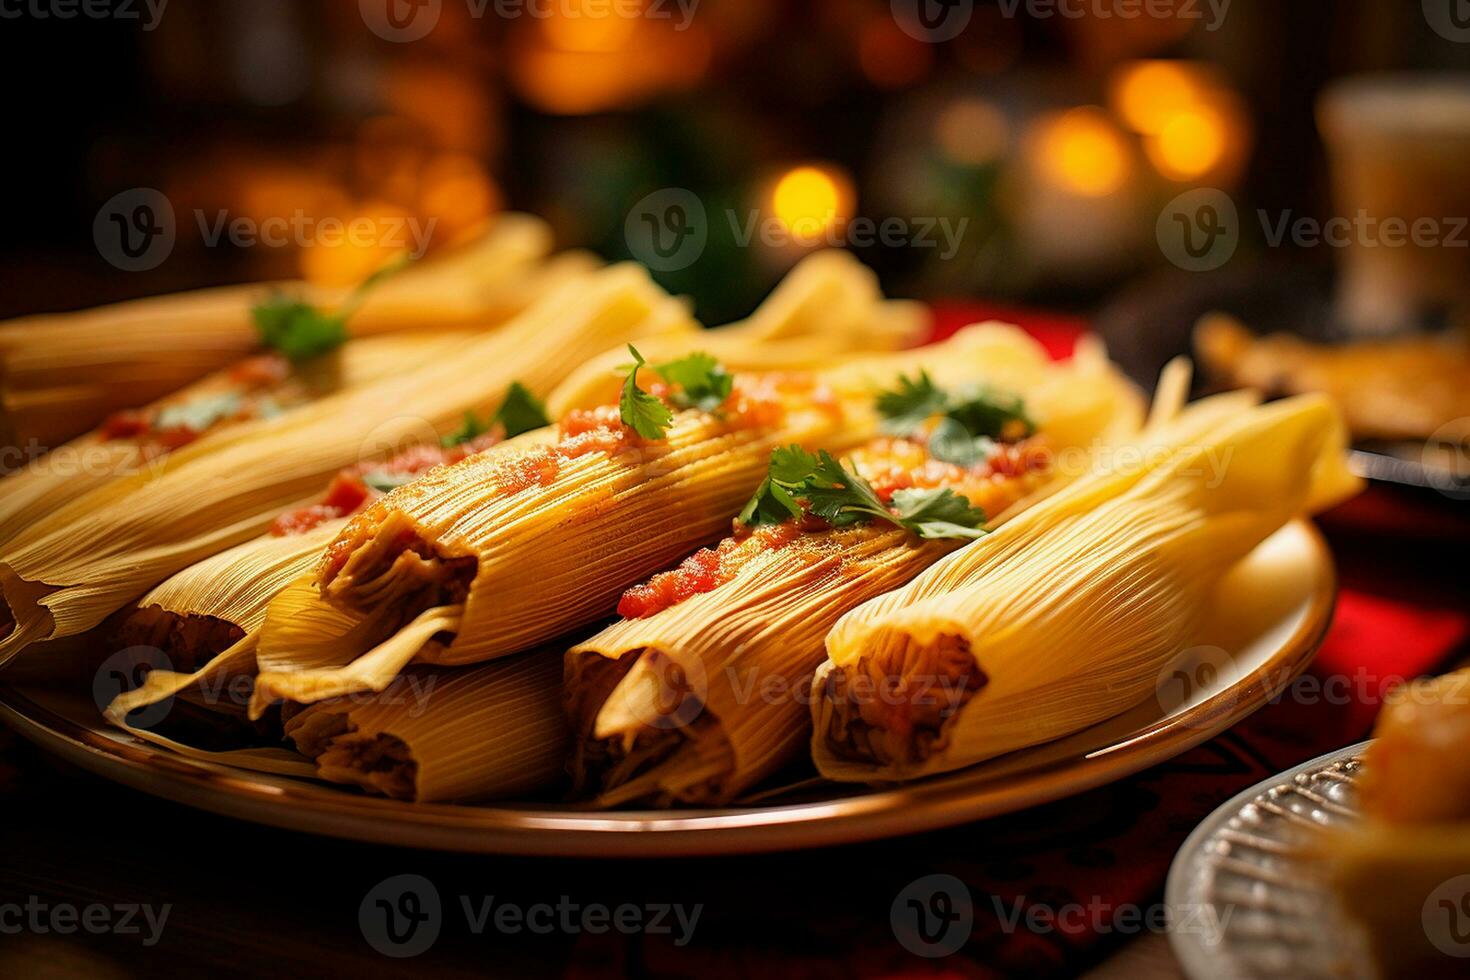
[284,656,568,802]
[0,331,475,549]
[102,254,920,727]
[810,393,1362,782]
[247,325,1053,715]
[0,215,585,450]
[0,264,690,666]
[546,250,926,415]
[566,339,1145,806]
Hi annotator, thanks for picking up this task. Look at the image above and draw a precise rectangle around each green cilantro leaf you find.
[927,417,998,468]
[737,445,988,541]
[946,384,1034,440]
[737,476,802,526]
[619,344,674,440]
[876,371,948,437]
[441,382,551,447]
[654,352,734,413]
[768,444,819,484]
[361,470,417,494]
[251,299,348,362]
[800,451,892,528]
[491,381,551,438]
[441,411,489,448]
[876,371,1034,445]
[890,488,989,540]
[251,253,413,362]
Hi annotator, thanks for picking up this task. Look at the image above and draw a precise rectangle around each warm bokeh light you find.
[1110,60,1211,135]
[857,17,933,89]
[770,166,853,240]
[418,153,501,240]
[541,0,639,53]
[1146,105,1229,179]
[299,201,416,288]
[936,98,1010,166]
[383,64,495,156]
[510,18,711,115]
[1033,108,1131,198]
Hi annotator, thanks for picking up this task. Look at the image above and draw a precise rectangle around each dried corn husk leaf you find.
[0,332,474,549]
[249,326,1055,714]
[286,656,567,802]
[0,263,689,665]
[0,215,582,449]
[811,393,1360,782]
[566,344,1143,805]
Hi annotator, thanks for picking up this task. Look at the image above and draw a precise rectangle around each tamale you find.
[285,656,568,802]
[0,215,590,449]
[104,252,922,714]
[0,331,475,546]
[247,327,1041,715]
[811,393,1361,782]
[566,335,1143,805]
[0,263,688,664]
[545,249,926,416]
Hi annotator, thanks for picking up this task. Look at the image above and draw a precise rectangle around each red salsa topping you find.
[100,354,293,454]
[617,522,802,619]
[270,433,503,537]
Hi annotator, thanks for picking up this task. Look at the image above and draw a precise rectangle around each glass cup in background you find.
[1317,73,1470,338]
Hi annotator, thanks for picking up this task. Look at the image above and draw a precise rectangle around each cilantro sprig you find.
[251,253,412,362]
[654,352,733,412]
[617,346,734,439]
[442,381,551,447]
[619,345,676,439]
[877,371,1033,466]
[739,445,987,541]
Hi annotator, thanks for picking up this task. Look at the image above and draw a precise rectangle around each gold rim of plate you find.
[0,520,1336,857]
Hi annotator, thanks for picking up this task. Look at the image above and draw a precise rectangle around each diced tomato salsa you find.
[227,354,291,387]
[491,448,561,495]
[100,355,292,454]
[270,474,372,537]
[617,522,802,619]
[270,433,504,537]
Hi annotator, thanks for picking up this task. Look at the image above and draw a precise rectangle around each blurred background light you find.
[1032,107,1132,199]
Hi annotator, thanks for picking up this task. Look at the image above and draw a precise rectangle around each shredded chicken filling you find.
[821,632,986,767]
[567,649,731,806]
[293,711,418,800]
[114,606,246,675]
[322,513,477,624]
